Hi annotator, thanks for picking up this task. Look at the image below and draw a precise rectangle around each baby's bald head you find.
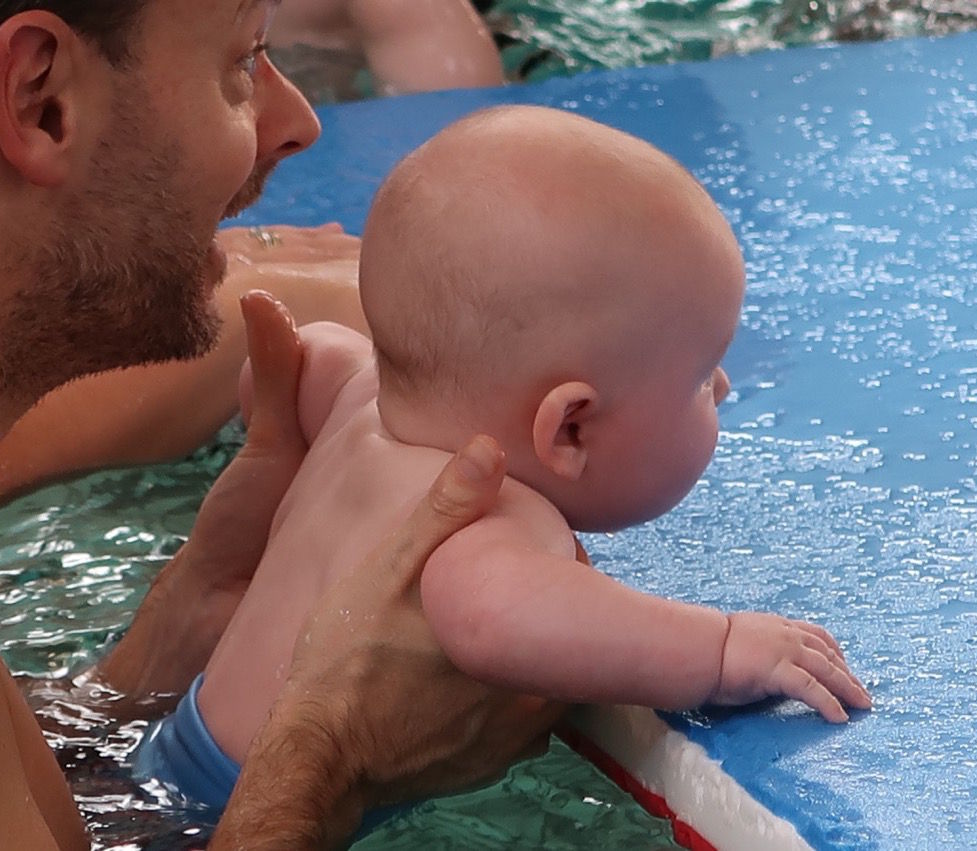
[359,105,742,431]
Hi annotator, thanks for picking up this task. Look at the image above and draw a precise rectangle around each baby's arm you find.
[422,515,870,720]
[348,0,504,95]
[240,321,374,444]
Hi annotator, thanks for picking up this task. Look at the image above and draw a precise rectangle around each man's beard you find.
[0,82,226,406]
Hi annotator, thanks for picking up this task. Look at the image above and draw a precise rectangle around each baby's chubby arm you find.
[421,507,730,709]
[239,320,375,444]
[422,510,870,720]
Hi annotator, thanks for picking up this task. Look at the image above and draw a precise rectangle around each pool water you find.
[272,0,977,103]
[484,0,977,81]
[3,5,975,851]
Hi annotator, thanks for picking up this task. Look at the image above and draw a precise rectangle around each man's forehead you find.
[147,0,279,35]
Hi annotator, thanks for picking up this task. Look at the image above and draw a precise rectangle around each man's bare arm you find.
[90,291,311,711]
[0,665,88,851]
[0,225,365,504]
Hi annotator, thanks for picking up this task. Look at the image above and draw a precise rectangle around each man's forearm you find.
[89,546,240,714]
[210,683,367,850]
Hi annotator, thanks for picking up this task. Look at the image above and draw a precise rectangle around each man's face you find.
[1,0,320,403]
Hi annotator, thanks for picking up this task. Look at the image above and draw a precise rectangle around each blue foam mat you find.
[238,32,977,850]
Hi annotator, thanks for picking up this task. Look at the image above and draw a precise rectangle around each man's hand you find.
[292,433,563,805]
[713,612,873,722]
[219,222,361,267]
[181,290,307,601]
[93,292,308,705]
[212,436,564,850]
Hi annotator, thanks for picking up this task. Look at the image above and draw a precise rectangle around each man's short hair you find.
[0,1,151,65]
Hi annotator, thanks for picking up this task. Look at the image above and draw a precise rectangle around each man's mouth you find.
[223,162,276,220]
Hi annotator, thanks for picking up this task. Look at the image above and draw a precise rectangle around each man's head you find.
[0,2,150,65]
[0,0,320,431]
[360,105,744,531]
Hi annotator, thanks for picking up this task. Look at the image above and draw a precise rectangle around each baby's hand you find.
[713,613,872,722]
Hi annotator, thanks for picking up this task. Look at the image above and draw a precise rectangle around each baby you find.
[136,105,870,813]
[269,0,503,100]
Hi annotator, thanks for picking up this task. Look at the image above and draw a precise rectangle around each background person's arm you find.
[349,0,504,95]
[0,225,366,503]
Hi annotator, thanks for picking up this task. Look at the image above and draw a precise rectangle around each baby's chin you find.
[564,488,695,534]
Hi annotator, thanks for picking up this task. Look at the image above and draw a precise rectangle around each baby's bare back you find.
[198,399,460,762]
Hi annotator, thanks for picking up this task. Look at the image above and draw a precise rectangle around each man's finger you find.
[385,435,505,583]
[240,290,304,443]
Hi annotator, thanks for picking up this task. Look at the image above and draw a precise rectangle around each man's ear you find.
[0,13,84,187]
[532,381,598,481]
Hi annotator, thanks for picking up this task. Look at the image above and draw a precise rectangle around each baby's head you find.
[359,105,744,531]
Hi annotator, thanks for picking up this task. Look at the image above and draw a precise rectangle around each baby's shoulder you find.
[480,475,577,559]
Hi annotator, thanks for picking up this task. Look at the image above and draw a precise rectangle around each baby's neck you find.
[376,389,536,484]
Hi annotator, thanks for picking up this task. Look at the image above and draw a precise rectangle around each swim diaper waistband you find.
[132,673,240,810]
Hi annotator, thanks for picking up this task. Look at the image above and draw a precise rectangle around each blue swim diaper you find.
[133,674,413,836]
[133,674,239,809]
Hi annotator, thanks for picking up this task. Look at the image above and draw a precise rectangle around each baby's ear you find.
[532,382,598,481]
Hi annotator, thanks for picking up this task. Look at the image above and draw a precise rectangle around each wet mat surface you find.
[234,32,977,849]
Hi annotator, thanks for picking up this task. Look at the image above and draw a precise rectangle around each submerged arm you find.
[0,665,88,851]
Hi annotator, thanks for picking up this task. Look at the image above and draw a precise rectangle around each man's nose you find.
[255,61,322,165]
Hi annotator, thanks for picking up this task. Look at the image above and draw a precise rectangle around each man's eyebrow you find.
[235,0,282,23]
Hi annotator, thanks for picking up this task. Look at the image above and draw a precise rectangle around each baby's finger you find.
[775,662,849,723]
[799,645,873,711]
[795,629,872,709]
[793,620,845,660]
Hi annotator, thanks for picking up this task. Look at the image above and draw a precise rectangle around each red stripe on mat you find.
[559,727,718,851]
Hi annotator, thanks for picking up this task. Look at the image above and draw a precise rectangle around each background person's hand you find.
[713,612,872,722]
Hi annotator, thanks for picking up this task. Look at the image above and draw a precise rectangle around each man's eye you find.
[240,42,268,78]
